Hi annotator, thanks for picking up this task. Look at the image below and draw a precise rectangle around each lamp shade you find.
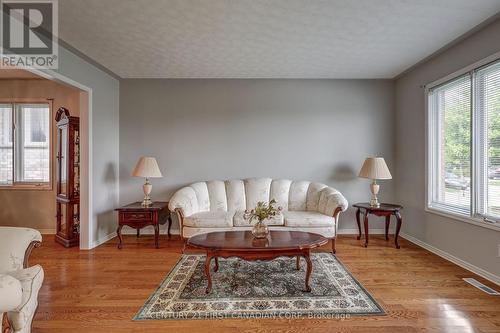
[132,156,162,178]
[359,157,392,180]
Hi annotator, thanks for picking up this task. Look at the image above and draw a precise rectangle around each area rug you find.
[135,253,384,320]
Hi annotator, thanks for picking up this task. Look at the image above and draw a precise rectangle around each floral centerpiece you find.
[244,199,282,238]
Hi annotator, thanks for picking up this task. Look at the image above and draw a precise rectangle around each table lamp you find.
[132,156,162,207]
[359,157,392,207]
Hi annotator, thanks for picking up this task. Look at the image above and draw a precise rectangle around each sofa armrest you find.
[327,192,348,214]
[0,227,42,273]
[0,274,22,313]
[168,187,199,217]
[319,188,348,216]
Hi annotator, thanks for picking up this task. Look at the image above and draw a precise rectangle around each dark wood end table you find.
[187,230,328,293]
[115,201,172,249]
[353,203,403,249]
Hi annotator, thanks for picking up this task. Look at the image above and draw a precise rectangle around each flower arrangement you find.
[244,199,282,238]
[244,199,282,223]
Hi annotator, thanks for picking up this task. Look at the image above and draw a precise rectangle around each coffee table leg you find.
[304,251,312,292]
[214,256,219,272]
[296,256,300,270]
[204,252,213,294]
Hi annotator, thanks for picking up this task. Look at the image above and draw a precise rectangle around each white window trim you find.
[0,99,53,190]
[425,50,500,232]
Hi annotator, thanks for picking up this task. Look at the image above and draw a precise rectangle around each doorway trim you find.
[25,67,93,250]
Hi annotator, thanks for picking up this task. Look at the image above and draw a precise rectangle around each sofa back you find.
[171,178,347,216]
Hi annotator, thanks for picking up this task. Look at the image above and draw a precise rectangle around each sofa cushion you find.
[288,181,310,211]
[233,211,284,227]
[244,178,272,209]
[270,179,292,211]
[207,180,228,211]
[306,182,327,211]
[183,211,233,228]
[225,179,246,211]
[283,211,335,227]
[190,182,210,212]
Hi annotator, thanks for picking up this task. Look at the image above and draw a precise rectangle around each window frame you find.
[0,98,53,191]
[425,51,500,232]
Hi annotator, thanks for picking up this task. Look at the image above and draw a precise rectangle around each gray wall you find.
[47,46,120,248]
[120,79,395,232]
[395,18,500,277]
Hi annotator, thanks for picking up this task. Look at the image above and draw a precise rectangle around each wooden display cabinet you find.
[55,107,80,248]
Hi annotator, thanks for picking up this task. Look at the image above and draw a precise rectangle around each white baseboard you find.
[400,232,500,286]
[91,232,116,249]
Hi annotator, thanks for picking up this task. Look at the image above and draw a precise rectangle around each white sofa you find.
[168,178,348,252]
[0,227,44,333]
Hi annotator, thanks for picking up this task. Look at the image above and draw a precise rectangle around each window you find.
[0,102,51,188]
[427,57,500,228]
[428,75,471,214]
[476,61,500,220]
[0,105,13,185]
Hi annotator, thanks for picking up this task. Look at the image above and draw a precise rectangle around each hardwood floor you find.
[30,234,500,333]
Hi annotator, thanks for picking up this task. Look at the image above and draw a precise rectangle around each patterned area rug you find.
[135,253,384,320]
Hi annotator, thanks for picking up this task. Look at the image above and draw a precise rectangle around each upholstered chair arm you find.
[0,227,42,274]
[0,274,22,313]
[168,187,199,217]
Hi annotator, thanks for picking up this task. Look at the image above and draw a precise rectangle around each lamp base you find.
[141,178,153,207]
[370,197,380,208]
[369,180,380,207]
[141,197,153,207]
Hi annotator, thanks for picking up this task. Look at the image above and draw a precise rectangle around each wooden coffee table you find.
[187,230,328,293]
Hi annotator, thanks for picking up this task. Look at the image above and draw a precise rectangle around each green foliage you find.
[443,81,500,174]
[444,99,470,175]
[244,199,281,223]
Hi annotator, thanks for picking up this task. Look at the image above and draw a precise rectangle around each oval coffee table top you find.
[187,230,328,251]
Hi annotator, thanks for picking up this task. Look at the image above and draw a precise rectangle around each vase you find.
[252,220,269,239]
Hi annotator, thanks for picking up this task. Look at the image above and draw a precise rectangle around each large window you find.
[0,102,51,188]
[427,58,500,228]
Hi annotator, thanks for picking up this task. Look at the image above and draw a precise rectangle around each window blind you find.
[428,75,471,213]
[15,104,50,183]
[475,60,500,218]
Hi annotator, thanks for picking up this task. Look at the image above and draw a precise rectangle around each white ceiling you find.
[58,0,500,79]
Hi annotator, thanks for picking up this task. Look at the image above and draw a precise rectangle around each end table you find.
[115,201,172,249]
[353,203,403,249]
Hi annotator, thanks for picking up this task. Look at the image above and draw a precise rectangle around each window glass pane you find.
[430,75,471,212]
[15,104,50,183]
[0,104,13,185]
[477,61,500,218]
